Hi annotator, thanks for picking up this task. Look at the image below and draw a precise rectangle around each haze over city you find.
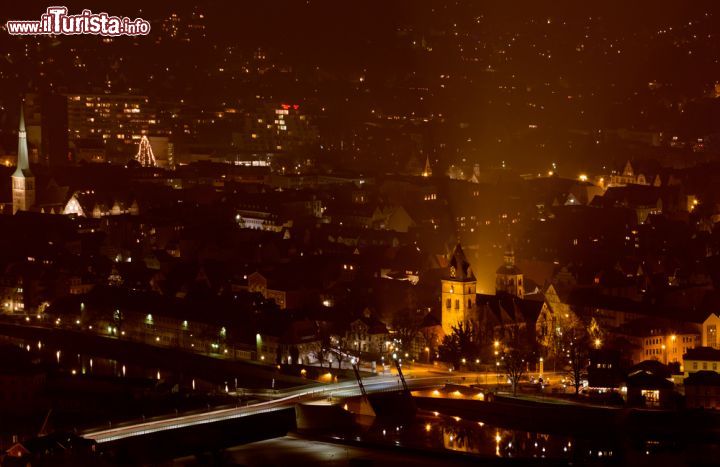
[0,2,718,466]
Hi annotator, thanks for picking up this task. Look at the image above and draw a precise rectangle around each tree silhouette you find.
[503,348,527,395]
[439,321,486,368]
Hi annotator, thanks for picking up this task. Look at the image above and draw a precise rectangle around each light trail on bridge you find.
[83,375,465,443]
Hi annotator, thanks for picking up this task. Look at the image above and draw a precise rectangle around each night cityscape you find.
[1,1,720,465]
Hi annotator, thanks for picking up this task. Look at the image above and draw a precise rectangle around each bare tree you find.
[562,327,590,395]
[310,342,331,368]
[419,327,438,362]
[500,326,535,395]
[502,348,527,395]
[391,308,423,357]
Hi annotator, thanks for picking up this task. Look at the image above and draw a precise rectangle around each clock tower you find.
[441,243,477,335]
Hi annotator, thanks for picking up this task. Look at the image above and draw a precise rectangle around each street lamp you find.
[594,338,602,349]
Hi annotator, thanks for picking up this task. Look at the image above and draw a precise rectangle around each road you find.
[82,374,463,444]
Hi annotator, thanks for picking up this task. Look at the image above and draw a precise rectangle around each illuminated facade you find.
[441,244,477,335]
[608,160,662,188]
[63,191,139,218]
[638,332,699,367]
[703,313,720,349]
[683,347,720,376]
[233,103,318,154]
[64,93,164,158]
[12,105,35,214]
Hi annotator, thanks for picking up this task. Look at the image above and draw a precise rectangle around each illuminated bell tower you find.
[496,247,524,298]
[441,243,477,335]
[12,103,35,214]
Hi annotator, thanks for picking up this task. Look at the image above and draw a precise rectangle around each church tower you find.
[496,246,524,298]
[12,103,35,214]
[441,243,477,335]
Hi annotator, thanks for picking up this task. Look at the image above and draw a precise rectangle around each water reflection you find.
[356,410,637,462]
[11,336,206,388]
[437,414,574,459]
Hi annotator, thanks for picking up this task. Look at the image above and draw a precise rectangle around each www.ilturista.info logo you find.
[6,6,150,36]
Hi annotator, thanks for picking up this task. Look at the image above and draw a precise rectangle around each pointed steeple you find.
[422,155,432,177]
[13,102,32,178]
[447,243,475,281]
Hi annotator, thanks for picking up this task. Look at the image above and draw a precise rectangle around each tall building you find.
[496,247,524,298]
[233,103,318,156]
[441,244,477,335]
[64,94,165,162]
[12,104,36,214]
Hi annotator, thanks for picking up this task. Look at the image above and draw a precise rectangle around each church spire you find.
[12,99,36,214]
[447,242,475,281]
[422,154,432,177]
[13,101,32,178]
